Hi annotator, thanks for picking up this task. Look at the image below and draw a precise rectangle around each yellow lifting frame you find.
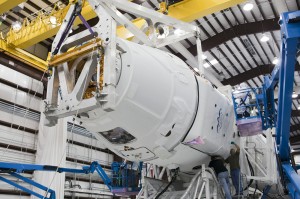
[0,0,26,15]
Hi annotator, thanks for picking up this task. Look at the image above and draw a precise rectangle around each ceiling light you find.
[297,106,300,110]
[174,28,185,36]
[201,54,207,59]
[12,21,22,32]
[243,3,254,11]
[260,34,270,42]
[272,57,279,65]
[203,63,210,68]
[49,16,57,25]
[292,92,298,98]
[210,59,219,65]
[194,67,199,72]
[203,59,218,68]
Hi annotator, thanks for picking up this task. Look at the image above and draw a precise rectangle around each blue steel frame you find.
[110,161,143,193]
[262,10,300,199]
[0,161,141,199]
[232,87,273,130]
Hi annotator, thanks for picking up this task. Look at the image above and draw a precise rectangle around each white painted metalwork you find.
[180,165,224,199]
[240,128,278,184]
[45,0,235,172]
[43,1,282,196]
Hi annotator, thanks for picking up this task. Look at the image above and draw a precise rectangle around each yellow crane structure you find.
[0,0,245,71]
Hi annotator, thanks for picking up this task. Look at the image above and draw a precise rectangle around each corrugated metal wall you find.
[0,64,115,198]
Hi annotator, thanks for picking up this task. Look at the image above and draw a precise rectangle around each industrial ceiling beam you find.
[290,124,300,134]
[177,18,280,57]
[0,0,26,15]
[292,110,300,117]
[0,52,47,82]
[6,0,245,49]
[222,63,300,86]
[290,134,300,145]
[221,64,274,85]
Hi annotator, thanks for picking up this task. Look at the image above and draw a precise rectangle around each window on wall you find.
[99,127,136,144]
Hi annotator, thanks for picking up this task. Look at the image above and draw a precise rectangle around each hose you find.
[154,168,179,199]
[244,153,254,190]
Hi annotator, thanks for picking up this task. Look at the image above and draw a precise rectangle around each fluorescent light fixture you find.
[202,54,207,59]
[203,59,218,68]
[174,28,185,36]
[12,21,22,31]
[272,57,279,65]
[243,3,254,11]
[203,63,210,68]
[292,92,298,98]
[260,34,270,42]
[210,59,219,65]
[194,67,199,72]
[49,16,57,25]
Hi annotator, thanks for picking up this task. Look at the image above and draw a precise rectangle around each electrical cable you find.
[244,153,254,190]
[154,168,179,199]
[253,181,258,197]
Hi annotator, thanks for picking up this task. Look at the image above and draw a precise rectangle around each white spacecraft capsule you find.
[80,39,237,172]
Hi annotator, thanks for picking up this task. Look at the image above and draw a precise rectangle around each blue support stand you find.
[261,185,272,199]
[274,11,300,199]
[232,10,300,198]
[0,161,142,198]
[264,10,300,198]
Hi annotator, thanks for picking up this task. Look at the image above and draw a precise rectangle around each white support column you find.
[212,183,218,199]
[201,164,211,199]
[32,109,67,199]
[158,167,166,180]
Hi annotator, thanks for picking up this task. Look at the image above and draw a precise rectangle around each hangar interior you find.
[0,0,299,199]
